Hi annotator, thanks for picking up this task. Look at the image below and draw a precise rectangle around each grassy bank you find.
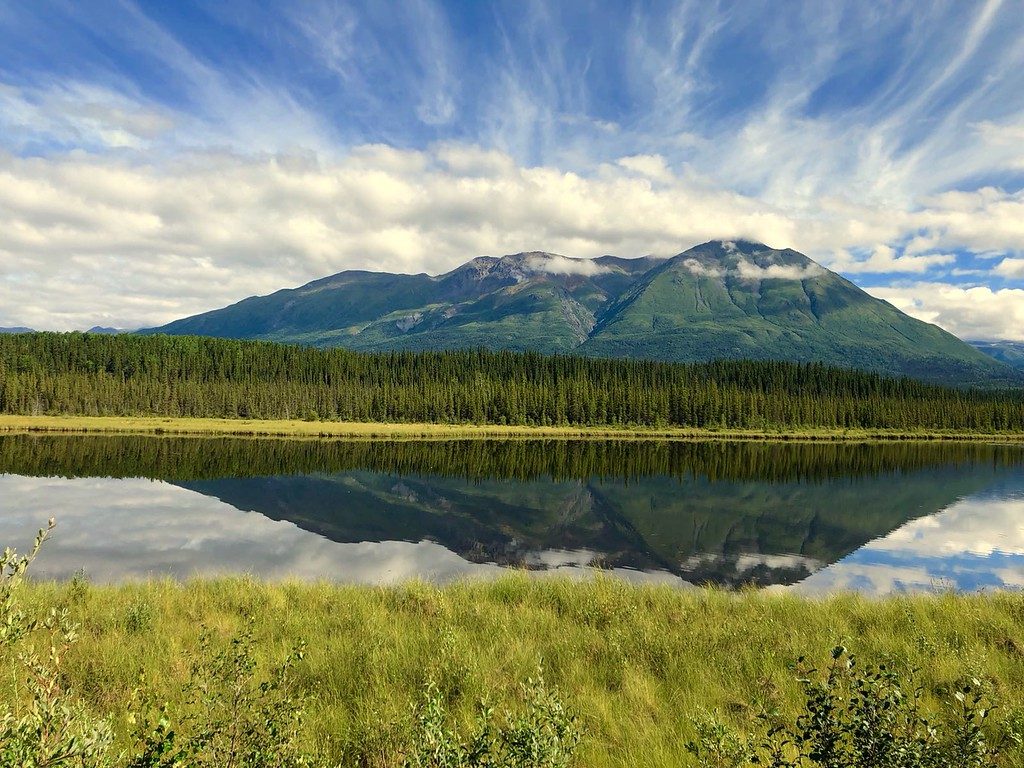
[2,413,1023,441]
[10,577,1024,766]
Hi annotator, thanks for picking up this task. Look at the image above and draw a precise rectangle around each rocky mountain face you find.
[143,240,1020,386]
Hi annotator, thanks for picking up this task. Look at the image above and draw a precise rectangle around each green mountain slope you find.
[148,252,657,354]
[971,340,1024,371]
[143,240,1020,386]
[582,240,1012,384]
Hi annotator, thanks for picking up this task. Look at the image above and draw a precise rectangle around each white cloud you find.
[974,119,1024,151]
[995,257,1024,278]
[0,82,176,151]
[681,258,724,278]
[526,254,611,276]
[0,146,802,329]
[867,282,1024,341]
[2,143,1024,331]
[828,245,957,274]
[735,259,824,281]
[681,254,823,281]
[616,154,674,183]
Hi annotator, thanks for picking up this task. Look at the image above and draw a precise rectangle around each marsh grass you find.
[7,575,1024,766]
[2,414,1023,441]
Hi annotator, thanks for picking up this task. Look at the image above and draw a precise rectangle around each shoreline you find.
[1,413,1023,441]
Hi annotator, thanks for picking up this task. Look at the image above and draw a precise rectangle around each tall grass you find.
[6,573,1024,766]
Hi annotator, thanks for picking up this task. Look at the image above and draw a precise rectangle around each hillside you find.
[972,340,1024,371]
[140,240,1017,387]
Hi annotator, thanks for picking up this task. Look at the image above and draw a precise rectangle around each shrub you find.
[125,618,314,768]
[687,646,1005,768]
[404,669,581,768]
[0,520,117,767]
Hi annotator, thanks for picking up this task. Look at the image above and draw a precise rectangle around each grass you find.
[1,413,1023,441]
[12,576,1024,766]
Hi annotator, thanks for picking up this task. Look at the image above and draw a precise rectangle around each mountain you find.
[143,240,1019,386]
[3,326,125,335]
[971,340,1024,371]
[146,251,661,354]
[85,326,127,335]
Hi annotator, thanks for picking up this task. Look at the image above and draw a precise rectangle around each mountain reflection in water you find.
[0,435,1022,594]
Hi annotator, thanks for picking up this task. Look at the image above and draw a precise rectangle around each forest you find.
[1,331,1022,431]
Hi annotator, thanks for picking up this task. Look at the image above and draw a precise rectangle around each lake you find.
[1,434,1022,595]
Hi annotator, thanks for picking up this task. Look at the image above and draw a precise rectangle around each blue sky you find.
[1,0,1023,338]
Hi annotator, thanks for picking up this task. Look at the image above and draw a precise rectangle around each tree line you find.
[1,332,1022,431]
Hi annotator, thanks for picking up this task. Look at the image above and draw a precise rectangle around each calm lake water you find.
[1,435,1022,595]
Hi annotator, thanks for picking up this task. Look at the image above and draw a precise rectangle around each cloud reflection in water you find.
[0,475,685,585]
[0,475,505,583]
[3,469,1024,594]
[798,491,1024,595]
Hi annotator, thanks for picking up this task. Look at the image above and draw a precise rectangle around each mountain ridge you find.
[143,240,1021,387]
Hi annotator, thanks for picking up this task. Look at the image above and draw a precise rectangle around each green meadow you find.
[7,575,1024,766]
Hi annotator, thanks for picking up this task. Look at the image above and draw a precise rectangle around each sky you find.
[1,0,1023,340]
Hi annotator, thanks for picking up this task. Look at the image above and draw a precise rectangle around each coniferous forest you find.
[1,332,1022,431]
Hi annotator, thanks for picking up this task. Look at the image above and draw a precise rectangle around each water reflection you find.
[800,487,1024,594]
[0,435,1021,593]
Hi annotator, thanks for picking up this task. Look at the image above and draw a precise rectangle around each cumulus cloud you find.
[867,282,1024,341]
[995,257,1024,278]
[1,143,1023,331]
[616,153,674,183]
[828,245,957,274]
[0,146,808,329]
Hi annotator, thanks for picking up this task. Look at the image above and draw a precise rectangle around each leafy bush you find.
[404,670,581,768]
[0,519,116,767]
[126,619,313,767]
[687,646,1007,768]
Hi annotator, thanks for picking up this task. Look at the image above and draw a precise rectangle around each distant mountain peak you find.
[85,326,126,335]
[667,241,823,282]
[693,238,773,254]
